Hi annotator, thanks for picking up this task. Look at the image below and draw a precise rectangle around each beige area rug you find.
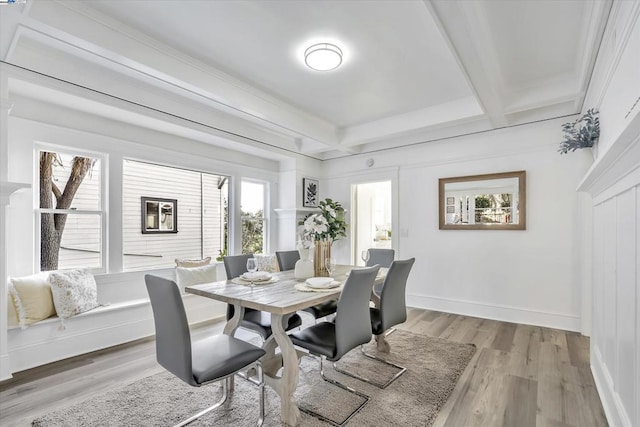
[32,330,475,426]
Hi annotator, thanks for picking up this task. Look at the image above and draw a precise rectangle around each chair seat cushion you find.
[302,300,338,319]
[370,307,383,335]
[191,335,265,384]
[241,310,303,340]
[289,322,337,360]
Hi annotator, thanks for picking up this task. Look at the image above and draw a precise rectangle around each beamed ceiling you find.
[0,0,612,160]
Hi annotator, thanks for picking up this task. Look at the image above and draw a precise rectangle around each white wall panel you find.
[615,188,636,421]
[602,198,618,374]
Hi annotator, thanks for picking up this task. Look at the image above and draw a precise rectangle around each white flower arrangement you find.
[300,198,347,243]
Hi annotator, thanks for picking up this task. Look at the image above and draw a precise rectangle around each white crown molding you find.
[584,0,640,109]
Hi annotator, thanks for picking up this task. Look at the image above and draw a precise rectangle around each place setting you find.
[294,257,343,292]
[231,257,279,286]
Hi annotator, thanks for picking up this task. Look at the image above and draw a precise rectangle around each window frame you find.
[35,145,108,274]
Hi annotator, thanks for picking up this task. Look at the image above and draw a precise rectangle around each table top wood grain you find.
[185,265,357,315]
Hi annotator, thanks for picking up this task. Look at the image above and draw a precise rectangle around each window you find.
[241,180,266,254]
[122,160,228,270]
[37,150,104,272]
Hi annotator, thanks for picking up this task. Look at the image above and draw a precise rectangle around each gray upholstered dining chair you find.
[333,258,415,389]
[145,275,266,427]
[289,265,381,426]
[275,250,300,271]
[365,248,395,296]
[276,250,338,321]
[223,254,302,340]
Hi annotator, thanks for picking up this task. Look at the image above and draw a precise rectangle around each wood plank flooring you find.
[0,309,608,426]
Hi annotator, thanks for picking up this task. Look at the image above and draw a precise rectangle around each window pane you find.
[241,181,264,217]
[241,181,265,254]
[123,160,228,271]
[39,152,100,210]
[41,213,102,271]
[242,219,264,254]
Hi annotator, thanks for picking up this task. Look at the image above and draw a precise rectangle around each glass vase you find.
[314,239,331,277]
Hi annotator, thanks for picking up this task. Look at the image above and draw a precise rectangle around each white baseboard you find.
[0,354,12,381]
[407,293,581,332]
[590,345,632,427]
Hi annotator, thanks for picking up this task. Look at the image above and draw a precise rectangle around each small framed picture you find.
[303,178,319,207]
[446,205,455,214]
[142,197,178,234]
[446,197,455,205]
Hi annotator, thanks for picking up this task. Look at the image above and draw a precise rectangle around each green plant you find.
[559,108,600,154]
[300,198,347,242]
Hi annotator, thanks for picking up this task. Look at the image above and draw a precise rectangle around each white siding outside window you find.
[122,160,227,271]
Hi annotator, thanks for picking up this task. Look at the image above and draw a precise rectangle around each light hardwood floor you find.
[0,309,607,426]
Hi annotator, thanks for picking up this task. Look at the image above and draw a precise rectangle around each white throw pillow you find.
[176,264,217,287]
[8,272,55,328]
[175,257,212,268]
[48,269,99,319]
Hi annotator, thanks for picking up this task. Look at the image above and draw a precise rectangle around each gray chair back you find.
[335,265,380,359]
[223,254,253,279]
[379,258,415,331]
[276,250,300,271]
[366,249,395,268]
[144,274,195,386]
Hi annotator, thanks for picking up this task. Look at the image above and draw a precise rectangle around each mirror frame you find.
[438,170,526,230]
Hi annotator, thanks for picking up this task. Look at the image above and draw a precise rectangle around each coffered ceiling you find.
[0,0,611,160]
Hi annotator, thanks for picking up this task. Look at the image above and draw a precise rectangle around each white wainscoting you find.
[579,123,639,427]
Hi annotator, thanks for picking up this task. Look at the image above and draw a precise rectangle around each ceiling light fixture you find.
[304,43,343,71]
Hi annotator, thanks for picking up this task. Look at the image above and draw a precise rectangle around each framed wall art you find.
[141,197,178,234]
[302,178,319,207]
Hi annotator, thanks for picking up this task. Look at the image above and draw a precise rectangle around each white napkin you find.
[241,271,272,281]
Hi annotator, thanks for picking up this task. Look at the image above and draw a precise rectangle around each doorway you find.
[351,181,392,266]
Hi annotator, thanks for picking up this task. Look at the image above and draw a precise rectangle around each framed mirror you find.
[141,197,178,234]
[439,171,526,230]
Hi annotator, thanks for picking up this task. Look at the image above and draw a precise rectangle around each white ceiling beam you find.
[424,0,508,128]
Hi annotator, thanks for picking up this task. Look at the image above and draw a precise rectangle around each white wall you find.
[578,2,640,426]
[324,117,593,331]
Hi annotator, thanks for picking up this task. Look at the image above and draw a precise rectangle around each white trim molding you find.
[407,293,581,332]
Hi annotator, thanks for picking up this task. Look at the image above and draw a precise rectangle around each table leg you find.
[266,313,301,426]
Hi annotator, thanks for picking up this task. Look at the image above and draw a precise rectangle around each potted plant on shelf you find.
[300,198,347,277]
[558,108,600,154]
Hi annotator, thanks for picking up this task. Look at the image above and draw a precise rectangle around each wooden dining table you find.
[185,264,386,426]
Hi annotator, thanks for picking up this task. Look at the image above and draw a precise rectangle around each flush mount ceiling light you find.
[304,43,343,71]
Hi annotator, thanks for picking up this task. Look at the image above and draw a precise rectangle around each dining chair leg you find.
[297,357,370,427]
[332,344,406,389]
[174,377,229,427]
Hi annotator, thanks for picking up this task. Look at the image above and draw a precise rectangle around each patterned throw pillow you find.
[255,254,279,272]
[48,269,99,319]
[175,257,212,268]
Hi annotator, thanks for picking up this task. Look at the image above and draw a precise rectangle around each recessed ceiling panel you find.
[86,0,474,128]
